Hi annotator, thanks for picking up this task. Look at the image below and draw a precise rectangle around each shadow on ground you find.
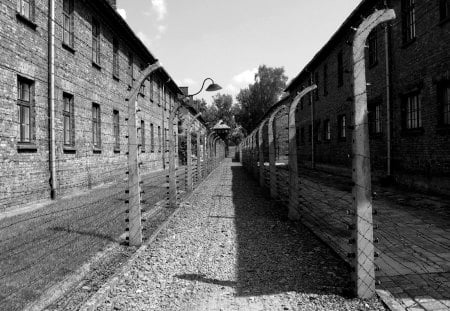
[229,163,353,298]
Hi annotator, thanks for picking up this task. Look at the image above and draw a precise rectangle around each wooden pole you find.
[288,85,317,221]
[268,105,286,199]
[125,62,160,247]
[351,9,395,298]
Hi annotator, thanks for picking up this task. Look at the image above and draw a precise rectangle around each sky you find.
[117,0,362,104]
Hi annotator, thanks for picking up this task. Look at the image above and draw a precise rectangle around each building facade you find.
[285,0,450,194]
[0,0,187,210]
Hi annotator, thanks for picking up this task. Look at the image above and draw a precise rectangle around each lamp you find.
[190,78,222,97]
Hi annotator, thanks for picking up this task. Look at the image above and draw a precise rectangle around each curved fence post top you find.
[289,84,318,115]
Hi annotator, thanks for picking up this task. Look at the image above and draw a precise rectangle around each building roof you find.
[96,0,183,95]
[212,120,231,130]
[285,0,379,92]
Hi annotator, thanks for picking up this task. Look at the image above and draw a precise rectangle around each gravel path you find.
[97,160,386,311]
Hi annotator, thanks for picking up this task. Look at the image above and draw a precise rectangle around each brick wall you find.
[0,0,181,210]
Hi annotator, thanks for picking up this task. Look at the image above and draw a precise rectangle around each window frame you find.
[338,114,346,140]
[92,103,101,149]
[150,123,155,152]
[324,119,331,141]
[63,92,75,147]
[368,28,378,67]
[62,0,74,49]
[16,0,35,23]
[17,77,33,144]
[402,0,416,44]
[112,38,119,79]
[403,92,422,130]
[337,51,344,87]
[157,125,161,152]
[140,120,145,152]
[92,18,101,67]
[113,109,120,152]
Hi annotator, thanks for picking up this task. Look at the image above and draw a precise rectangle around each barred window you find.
[323,64,328,96]
[92,103,101,148]
[113,110,120,151]
[62,0,74,48]
[150,123,155,152]
[92,19,101,65]
[113,38,119,79]
[140,120,145,152]
[128,53,133,87]
[324,119,331,141]
[368,28,378,66]
[404,93,422,129]
[338,115,346,139]
[337,51,344,87]
[63,93,74,146]
[17,77,33,143]
[402,0,416,42]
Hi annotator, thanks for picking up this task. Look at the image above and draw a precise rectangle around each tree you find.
[235,65,288,132]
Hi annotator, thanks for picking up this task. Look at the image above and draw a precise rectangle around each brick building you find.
[285,0,450,194]
[0,0,191,210]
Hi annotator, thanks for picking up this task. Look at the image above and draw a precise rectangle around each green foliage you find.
[235,65,288,132]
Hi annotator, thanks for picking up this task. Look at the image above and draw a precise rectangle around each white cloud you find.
[117,8,127,20]
[177,78,196,86]
[151,0,167,21]
[232,68,257,86]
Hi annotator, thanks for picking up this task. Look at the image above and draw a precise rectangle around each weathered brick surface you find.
[287,0,450,194]
[0,0,184,210]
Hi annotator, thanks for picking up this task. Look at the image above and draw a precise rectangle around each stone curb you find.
[376,289,407,311]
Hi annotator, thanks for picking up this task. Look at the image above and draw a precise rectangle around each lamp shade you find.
[205,83,222,92]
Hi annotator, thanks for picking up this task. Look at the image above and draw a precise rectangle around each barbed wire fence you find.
[0,61,226,310]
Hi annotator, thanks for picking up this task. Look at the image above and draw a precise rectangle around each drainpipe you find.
[384,20,391,177]
[48,0,57,199]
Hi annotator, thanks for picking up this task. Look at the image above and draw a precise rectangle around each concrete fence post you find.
[288,85,317,221]
[351,8,396,299]
[258,120,267,187]
[268,105,286,199]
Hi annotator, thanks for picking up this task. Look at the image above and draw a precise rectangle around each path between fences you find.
[260,164,450,311]
[94,160,385,311]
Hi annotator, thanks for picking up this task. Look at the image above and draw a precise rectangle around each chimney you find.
[180,87,189,96]
[106,0,117,9]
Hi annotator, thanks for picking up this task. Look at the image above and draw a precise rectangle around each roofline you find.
[285,0,374,92]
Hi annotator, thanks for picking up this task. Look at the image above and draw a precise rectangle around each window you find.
[315,120,321,142]
[368,28,378,66]
[113,38,119,79]
[158,126,161,152]
[113,110,119,151]
[296,127,300,146]
[324,119,331,141]
[140,120,145,152]
[338,115,346,139]
[92,103,101,148]
[404,93,422,129]
[17,0,35,21]
[63,93,74,146]
[150,123,155,152]
[337,51,344,87]
[323,64,328,96]
[62,0,74,48]
[17,77,34,143]
[127,53,133,87]
[92,19,100,66]
[402,0,416,43]
[441,0,449,21]
[369,103,382,134]
[149,76,154,101]
[313,72,319,101]
[300,127,305,144]
[439,81,450,126]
